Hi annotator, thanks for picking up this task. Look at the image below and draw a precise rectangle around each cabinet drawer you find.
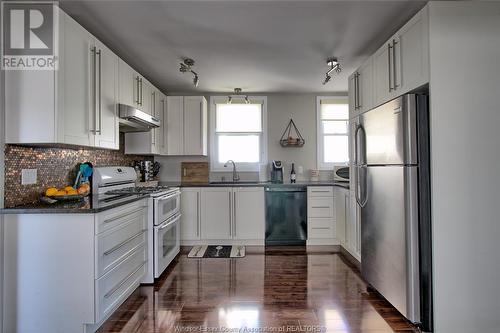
[308,197,334,218]
[309,227,334,239]
[308,186,333,197]
[308,217,333,229]
[96,199,148,234]
[96,213,147,278]
[95,246,147,323]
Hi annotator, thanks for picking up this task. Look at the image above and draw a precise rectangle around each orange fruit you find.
[54,190,67,197]
[64,186,74,193]
[45,187,58,196]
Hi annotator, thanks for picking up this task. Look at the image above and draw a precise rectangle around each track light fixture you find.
[179,58,199,87]
[226,88,250,104]
[322,57,341,85]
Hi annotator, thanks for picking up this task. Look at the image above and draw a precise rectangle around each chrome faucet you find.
[224,160,240,182]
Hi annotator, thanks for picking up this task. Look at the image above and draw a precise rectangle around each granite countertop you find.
[0,194,149,214]
[160,180,350,189]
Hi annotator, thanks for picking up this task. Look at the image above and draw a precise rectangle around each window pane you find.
[218,135,260,163]
[216,104,262,132]
[324,135,349,163]
[323,120,348,134]
[321,103,348,120]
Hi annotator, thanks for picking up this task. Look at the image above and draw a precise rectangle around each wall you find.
[4,135,152,207]
[156,93,345,182]
[428,2,500,332]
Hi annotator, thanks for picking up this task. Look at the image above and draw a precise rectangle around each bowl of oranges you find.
[45,184,90,201]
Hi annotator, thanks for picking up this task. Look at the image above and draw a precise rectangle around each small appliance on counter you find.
[271,160,284,183]
[333,166,350,182]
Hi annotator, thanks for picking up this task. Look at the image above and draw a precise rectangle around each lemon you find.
[45,187,58,196]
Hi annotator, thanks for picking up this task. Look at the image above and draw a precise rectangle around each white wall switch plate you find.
[21,169,37,185]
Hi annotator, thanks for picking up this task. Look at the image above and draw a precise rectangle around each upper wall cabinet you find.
[348,58,373,118]
[5,9,119,149]
[350,6,429,116]
[125,89,167,155]
[118,60,154,115]
[165,96,208,156]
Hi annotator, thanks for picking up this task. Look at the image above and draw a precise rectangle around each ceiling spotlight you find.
[179,58,199,88]
[227,88,250,104]
[322,57,341,85]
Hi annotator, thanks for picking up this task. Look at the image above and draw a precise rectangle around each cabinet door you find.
[141,79,153,115]
[334,188,346,246]
[233,187,265,240]
[118,59,138,107]
[61,13,94,147]
[357,58,373,114]
[166,96,184,155]
[184,96,207,156]
[348,73,357,119]
[200,188,231,240]
[158,92,167,155]
[396,7,429,94]
[94,40,119,149]
[372,42,392,107]
[180,188,201,240]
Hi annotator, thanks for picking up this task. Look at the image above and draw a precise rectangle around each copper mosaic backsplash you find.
[4,138,152,207]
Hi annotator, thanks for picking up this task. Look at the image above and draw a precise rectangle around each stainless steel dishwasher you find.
[265,186,307,245]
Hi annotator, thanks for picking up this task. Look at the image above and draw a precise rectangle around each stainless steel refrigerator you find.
[354,94,433,332]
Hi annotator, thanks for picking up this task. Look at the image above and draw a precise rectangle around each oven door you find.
[154,190,180,226]
[154,213,180,278]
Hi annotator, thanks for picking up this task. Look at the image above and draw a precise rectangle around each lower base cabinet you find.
[2,199,149,333]
[180,187,265,245]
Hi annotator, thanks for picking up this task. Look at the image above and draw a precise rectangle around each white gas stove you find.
[93,167,181,282]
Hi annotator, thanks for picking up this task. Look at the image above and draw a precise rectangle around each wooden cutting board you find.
[181,162,209,183]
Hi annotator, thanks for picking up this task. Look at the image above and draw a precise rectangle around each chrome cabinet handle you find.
[152,92,156,145]
[91,47,97,133]
[392,39,399,89]
[312,206,331,209]
[233,191,236,238]
[96,49,102,134]
[196,191,200,237]
[228,191,232,237]
[139,78,143,106]
[388,43,393,92]
[135,76,140,105]
[103,229,146,256]
[104,260,147,299]
[356,72,361,109]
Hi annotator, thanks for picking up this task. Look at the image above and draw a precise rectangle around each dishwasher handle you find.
[265,186,307,192]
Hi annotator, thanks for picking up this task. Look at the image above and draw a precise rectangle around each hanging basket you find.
[279,119,305,147]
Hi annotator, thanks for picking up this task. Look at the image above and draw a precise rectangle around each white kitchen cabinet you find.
[334,187,347,246]
[232,187,265,240]
[307,186,336,245]
[200,188,232,240]
[94,40,119,149]
[184,96,208,155]
[349,58,373,118]
[181,187,265,244]
[124,88,166,155]
[180,188,201,241]
[355,6,429,110]
[166,96,184,155]
[5,9,119,150]
[394,7,429,95]
[118,60,151,114]
[164,96,208,156]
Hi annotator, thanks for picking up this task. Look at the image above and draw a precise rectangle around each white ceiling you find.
[60,0,427,94]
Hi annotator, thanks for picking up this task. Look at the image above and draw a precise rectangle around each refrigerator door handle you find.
[358,165,368,208]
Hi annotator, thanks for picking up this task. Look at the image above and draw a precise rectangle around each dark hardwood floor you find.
[97,250,418,333]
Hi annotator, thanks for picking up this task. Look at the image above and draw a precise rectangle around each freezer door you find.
[361,95,417,165]
[361,165,420,323]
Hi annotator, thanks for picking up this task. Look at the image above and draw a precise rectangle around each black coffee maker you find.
[271,160,284,183]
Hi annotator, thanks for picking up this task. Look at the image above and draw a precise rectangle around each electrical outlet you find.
[21,169,37,185]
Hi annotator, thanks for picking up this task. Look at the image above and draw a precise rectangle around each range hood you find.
[118,104,160,132]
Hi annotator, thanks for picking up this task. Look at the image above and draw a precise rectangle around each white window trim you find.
[316,96,349,170]
[209,96,268,172]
